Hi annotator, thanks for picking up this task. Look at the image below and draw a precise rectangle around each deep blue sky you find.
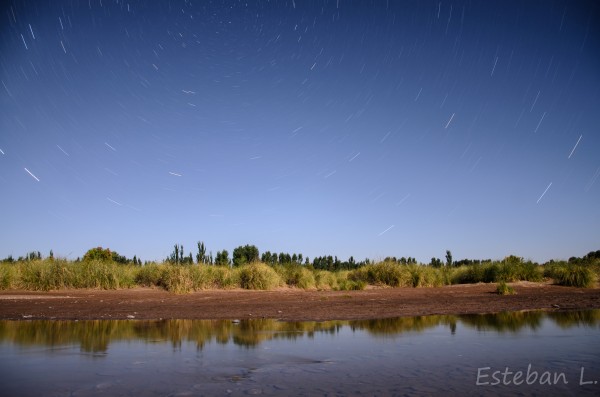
[1,0,598,263]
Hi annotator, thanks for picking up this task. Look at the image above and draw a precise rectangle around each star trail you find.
[0,0,598,263]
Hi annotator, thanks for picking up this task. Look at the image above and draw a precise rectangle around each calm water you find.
[1,310,599,396]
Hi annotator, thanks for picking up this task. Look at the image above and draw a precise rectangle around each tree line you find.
[3,244,599,270]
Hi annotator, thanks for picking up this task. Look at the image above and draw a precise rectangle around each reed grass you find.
[0,256,594,293]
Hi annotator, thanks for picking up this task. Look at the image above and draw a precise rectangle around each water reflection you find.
[1,310,598,353]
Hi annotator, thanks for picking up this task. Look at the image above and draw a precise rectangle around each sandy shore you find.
[1,282,599,321]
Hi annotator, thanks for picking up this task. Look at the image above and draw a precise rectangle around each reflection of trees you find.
[1,310,598,352]
[349,316,456,336]
[459,311,544,333]
[458,310,600,332]
[0,320,133,353]
[547,310,600,329]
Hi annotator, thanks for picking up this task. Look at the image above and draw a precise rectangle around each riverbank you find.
[1,282,599,321]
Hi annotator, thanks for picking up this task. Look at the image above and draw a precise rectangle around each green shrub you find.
[452,263,492,284]
[349,261,409,287]
[314,270,338,290]
[335,278,366,291]
[496,281,515,295]
[274,264,316,289]
[0,263,18,289]
[134,263,163,287]
[161,265,194,294]
[208,265,239,289]
[238,263,282,290]
[517,261,543,282]
[552,264,595,288]
[71,260,134,289]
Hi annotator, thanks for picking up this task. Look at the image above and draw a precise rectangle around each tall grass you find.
[544,262,596,288]
[349,261,409,287]
[274,264,316,289]
[0,263,18,289]
[0,256,595,293]
[348,262,446,288]
[451,260,542,284]
[238,263,282,290]
[12,259,137,290]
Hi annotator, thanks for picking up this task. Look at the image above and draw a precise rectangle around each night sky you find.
[1,0,599,263]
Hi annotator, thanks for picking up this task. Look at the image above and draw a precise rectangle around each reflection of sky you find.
[1,1,599,263]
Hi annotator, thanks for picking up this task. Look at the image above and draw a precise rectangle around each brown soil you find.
[1,282,599,321]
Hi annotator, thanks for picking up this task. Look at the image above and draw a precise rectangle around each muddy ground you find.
[1,282,599,321]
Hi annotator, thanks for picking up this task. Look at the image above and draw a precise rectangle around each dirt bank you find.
[1,282,599,321]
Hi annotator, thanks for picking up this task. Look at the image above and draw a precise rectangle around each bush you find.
[238,263,282,290]
[410,265,446,287]
[161,265,194,294]
[313,270,338,290]
[452,264,487,284]
[550,264,595,288]
[335,278,366,291]
[275,264,316,289]
[0,263,17,289]
[134,263,163,287]
[496,281,515,295]
[452,260,542,284]
[208,265,239,289]
[71,260,135,289]
[15,259,136,290]
[349,261,409,287]
[82,247,114,262]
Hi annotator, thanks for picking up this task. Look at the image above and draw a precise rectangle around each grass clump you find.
[238,263,282,290]
[546,262,596,288]
[73,260,135,289]
[274,264,316,289]
[349,261,408,287]
[14,259,137,290]
[0,263,18,290]
[313,270,338,290]
[496,281,515,295]
[332,270,366,291]
[206,265,239,289]
[408,265,446,287]
[160,265,194,294]
[135,263,163,287]
[452,258,542,285]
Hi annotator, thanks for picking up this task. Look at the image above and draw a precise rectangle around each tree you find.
[196,241,207,264]
[174,244,180,264]
[168,244,187,264]
[49,250,54,260]
[445,250,453,267]
[83,247,113,262]
[215,250,230,266]
[430,257,442,268]
[279,252,290,264]
[233,244,259,267]
[261,251,273,264]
